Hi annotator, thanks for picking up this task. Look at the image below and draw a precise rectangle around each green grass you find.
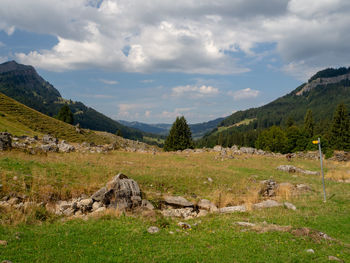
[0,92,114,144]
[0,151,349,262]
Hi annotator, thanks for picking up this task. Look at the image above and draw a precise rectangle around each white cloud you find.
[140,79,154,83]
[99,79,118,85]
[1,0,350,77]
[172,85,219,98]
[228,88,260,100]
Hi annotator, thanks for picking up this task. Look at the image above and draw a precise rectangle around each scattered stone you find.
[163,196,193,207]
[207,177,213,183]
[92,201,103,211]
[42,134,58,144]
[197,209,208,217]
[253,200,282,209]
[306,249,315,254]
[219,205,247,213]
[236,222,256,227]
[277,165,318,175]
[78,199,93,212]
[147,226,159,234]
[284,202,297,210]
[197,199,218,212]
[1,260,13,263]
[63,208,75,216]
[91,207,106,214]
[213,145,222,152]
[141,200,155,210]
[260,179,277,197]
[91,187,108,202]
[161,208,197,220]
[240,147,255,154]
[328,256,344,262]
[58,142,75,153]
[0,240,8,246]
[178,222,191,229]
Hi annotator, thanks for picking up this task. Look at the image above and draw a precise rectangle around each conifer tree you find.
[330,103,350,150]
[164,116,194,151]
[57,105,74,124]
[303,109,314,138]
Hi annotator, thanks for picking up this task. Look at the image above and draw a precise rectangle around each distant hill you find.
[0,92,114,144]
[0,61,144,140]
[199,67,350,147]
[119,117,225,139]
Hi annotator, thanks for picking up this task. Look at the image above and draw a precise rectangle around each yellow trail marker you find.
[312,140,319,144]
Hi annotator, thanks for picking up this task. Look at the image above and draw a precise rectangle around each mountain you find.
[0,61,144,140]
[199,67,350,147]
[119,117,225,139]
[118,120,170,135]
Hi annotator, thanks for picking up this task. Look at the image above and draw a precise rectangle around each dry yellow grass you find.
[326,161,350,181]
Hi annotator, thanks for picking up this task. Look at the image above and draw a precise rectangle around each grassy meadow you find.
[0,150,349,262]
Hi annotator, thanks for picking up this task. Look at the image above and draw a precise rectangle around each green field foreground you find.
[0,151,349,262]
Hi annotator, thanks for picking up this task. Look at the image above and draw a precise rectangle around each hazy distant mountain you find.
[120,117,225,139]
[0,61,144,140]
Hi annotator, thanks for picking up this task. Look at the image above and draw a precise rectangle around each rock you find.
[178,222,191,229]
[197,199,218,212]
[141,200,155,210]
[213,145,222,152]
[57,200,72,212]
[219,205,247,213]
[105,173,142,209]
[260,179,278,197]
[328,256,343,262]
[284,202,297,210]
[58,142,75,153]
[197,209,208,217]
[236,222,256,227]
[42,134,58,144]
[161,208,196,219]
[240,147,255,154]
[40,143,59,152]
[92,201,103,211]
[306,249,315,254]
[0,132,12,150]
[0,240,8,246]
[78,198,93,212]
[277,165,318,175]
[207,177,213,183]
[163,196,193,207]
[147,226,159,234]
[63,208,75,216]
[91,207,106,214]
[91,187,108,202]
[1,260,13,263]
[253,200,282,209]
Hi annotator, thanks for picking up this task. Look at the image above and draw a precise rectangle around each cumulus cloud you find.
[228,88,260,100]
[172,85,219,98]
[1,0,350,77]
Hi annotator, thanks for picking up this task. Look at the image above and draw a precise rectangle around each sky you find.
[1,0,350,124]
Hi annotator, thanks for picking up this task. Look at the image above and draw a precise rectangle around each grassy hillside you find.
[199,69,350,148]
[0,150,349,262]
[0,92,114,144]
[0,61,144,140]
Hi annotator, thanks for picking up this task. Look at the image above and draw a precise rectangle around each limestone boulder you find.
[197,199,218,212]
[163,196,193,208]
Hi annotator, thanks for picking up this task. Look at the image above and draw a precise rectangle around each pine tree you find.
[164,116,194,151]
[330,103,350,150]
[57,105,74,124]
[303,109,314,138]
